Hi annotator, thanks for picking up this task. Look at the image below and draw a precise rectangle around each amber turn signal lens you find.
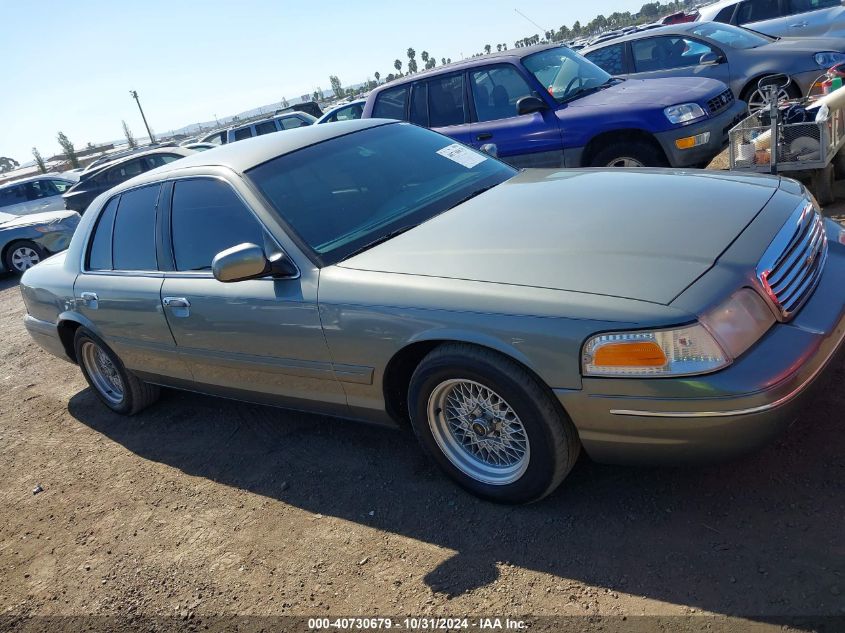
[592,342,667,367]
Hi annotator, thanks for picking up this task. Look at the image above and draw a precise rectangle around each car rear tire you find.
[4,240,45,274]
[408,343,580,504]
[590,141,667,168]
[74,328,160,415]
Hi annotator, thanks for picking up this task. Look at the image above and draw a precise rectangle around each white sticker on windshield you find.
[436,143,487,169]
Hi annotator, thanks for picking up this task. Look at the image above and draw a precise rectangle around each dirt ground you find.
[1,206,844,632]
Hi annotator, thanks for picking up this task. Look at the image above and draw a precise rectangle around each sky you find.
[0,0,648,163]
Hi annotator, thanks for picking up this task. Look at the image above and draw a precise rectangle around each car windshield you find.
[247,123,516,265]
[523,47,613,102]
[689,23,773,49]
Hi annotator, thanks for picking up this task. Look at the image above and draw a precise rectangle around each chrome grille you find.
[756,201,828,321]
[707,89,734,116]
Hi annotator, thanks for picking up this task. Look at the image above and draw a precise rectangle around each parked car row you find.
[360,44,745,169]
[582,22,845,112]
[199,111,317,146]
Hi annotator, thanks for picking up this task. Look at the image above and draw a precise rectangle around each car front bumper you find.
[556,221,845,464]
[655,99,746,167]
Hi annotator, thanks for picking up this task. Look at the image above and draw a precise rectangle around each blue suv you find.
[362,44,745,168]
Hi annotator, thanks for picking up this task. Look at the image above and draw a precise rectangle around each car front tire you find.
[408,343,580,504]
[4,240,45,274]
[74,328,160,415]
[590,141,667,168]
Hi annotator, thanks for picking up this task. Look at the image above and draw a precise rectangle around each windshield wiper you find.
[342,224,418,260]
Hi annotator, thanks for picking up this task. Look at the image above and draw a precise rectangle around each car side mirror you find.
[516,96,549,116]
[479,143,498,158]
[699,52,723,65]
[212,242,297,283]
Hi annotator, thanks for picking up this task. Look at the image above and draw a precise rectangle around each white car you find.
[0,175,76,217]
[697,0,845,39]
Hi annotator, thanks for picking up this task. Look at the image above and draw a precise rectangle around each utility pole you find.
[129,90,156,144]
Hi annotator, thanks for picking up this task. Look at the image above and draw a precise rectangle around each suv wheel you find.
[590,141,667,168]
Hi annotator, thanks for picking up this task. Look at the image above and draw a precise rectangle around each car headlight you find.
[582,289,775,377]
[664,103,707,125]
[815,52,845,68]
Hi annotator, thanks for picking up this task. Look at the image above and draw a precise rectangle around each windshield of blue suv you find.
[523,47,613,102]
[247,123,516,265]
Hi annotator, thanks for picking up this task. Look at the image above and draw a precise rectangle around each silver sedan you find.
[18,120,845,503]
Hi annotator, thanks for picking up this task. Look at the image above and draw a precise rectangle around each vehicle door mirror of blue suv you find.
[516,96,549,116]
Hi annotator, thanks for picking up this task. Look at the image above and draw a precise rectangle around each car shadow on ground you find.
[67,355,845,622]
[0,273,20,292]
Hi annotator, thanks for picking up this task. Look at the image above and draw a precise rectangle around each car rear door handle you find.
[789,21,808,27]
[476,133,493,141]
[163,296,191,317]
[80,292,98,309]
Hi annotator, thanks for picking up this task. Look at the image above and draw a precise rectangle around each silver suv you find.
[226,112,315,143]
[697,0,845,38]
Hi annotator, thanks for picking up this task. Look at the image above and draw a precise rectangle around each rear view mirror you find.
[212,243,297,283]
[516,96,548,116]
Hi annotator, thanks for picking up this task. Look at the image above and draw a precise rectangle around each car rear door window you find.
[109,158,144,185]
[409,83,428,126]
[170,179,264,271]
[87,196,120,270]
[233,127,253,141]
[255,120,278,135]
[632,37,717,72]
[0,184,25,208]
[145,154,182,170]
[112,185,159,271]
[713,4,738,22]
[584,44,626,75]
[428,74,466,128]
[50,179,73,193]
[736,0,782,24]
[372,85,409,120]
[470,66,533,122]
[279,116,309,130]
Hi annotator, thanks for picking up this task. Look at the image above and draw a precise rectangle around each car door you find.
[732,0,790,34]
[758,0,842,36]
[74,185,191,381]
[158,177,348,413]
[468,64,564,168]
[629,36,732,87]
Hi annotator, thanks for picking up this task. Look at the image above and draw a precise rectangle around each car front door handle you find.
[163,296,191,317]
[789,22,808,27]
[476,133,493,141]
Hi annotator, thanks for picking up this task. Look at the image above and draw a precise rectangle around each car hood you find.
[0,210,78,228]
[565,77,726,109]
[761,36,845,54]
[338,169,780,305]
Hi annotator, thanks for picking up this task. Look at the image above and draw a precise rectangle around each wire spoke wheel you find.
[10,246,41,272]
[606,157,645,168]
[427,379,530,485]
[80,341,124,405]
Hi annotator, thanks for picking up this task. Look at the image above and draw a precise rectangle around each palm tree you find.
[421,51,429,64]
[374,71,380,84]
[406,48,416,73]
[394,59,402,74]
[496,43,502,52]
[441,57,446,65]
[484,44,491,54]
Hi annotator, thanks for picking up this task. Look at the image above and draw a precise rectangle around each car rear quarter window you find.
[470,66,533,122]
[409,83,429,126]
[112,185,159,271]
[170,179,264,271]
[279,116,310,130]
[0,184,25,208]
[713,4,737,22]
[372,85,409,120]
[736,0,781,24]
[87,196,120,270]
[428,74,466,128]
[255,120,278,135]
[584,44,625,76]
[145,154,183,169]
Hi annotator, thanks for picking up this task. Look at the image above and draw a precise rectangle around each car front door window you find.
[471,66,534,122]
[632,37,717,72]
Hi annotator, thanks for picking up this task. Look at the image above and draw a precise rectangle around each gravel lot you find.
[1,208,844,632]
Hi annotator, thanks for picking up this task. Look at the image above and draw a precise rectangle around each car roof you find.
[697,0,737,17]
[0,173,73,188]
[581,23,702,51]
[373,44,562,88]
[80,147,194,180]
[228,111,313,132]
[113,119,393,184]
